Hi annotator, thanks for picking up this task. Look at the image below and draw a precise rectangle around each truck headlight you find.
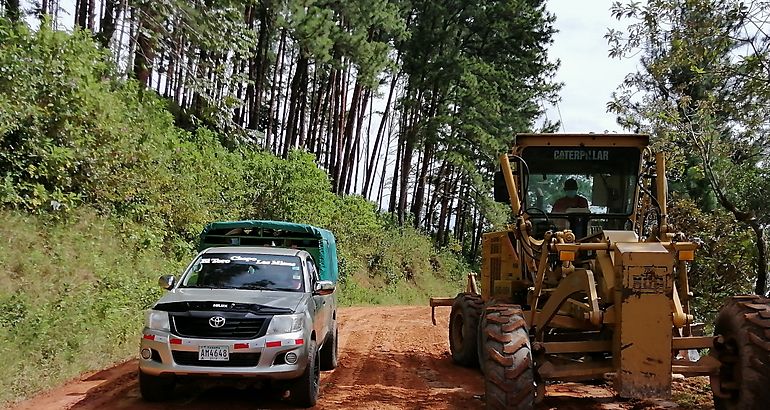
[144,310,170,331]
[266,314,304,334]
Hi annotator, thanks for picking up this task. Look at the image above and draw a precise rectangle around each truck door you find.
[307,258,329,342]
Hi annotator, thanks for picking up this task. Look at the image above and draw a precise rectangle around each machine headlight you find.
[266,314,304,334]
[144,310,170,331]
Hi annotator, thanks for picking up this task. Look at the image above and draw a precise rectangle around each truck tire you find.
[449,292,483,367]
[478,307,488,376]
[291,340,320,408]
[710,295,770,410]
[138,371,175,402]
[482,304,535,410]
[320,326,338,371]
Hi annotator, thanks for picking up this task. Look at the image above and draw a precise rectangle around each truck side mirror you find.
[313,280,335,296]
[158,275,176,290]
[494,171,509,203]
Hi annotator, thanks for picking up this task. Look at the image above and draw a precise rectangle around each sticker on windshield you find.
[553,150,609,161]
[292,274,301,279]
[200,258,231,264]
[228,255,298,266]
[292,266,300,271]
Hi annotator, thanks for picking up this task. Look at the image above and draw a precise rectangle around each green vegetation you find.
[0,23,465,406]
[0,210,174,405]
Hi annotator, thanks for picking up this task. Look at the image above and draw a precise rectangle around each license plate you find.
[198,345,230,361]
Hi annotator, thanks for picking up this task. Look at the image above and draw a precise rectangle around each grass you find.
[672,376,714,409]
[337,271,464,306]
[0,209,180,406]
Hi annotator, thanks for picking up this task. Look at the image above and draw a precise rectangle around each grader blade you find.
[614,242,674,398]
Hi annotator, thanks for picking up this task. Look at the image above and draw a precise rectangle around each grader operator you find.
[430,133,770,409]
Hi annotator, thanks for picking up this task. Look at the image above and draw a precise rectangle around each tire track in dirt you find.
[315,307,484,410]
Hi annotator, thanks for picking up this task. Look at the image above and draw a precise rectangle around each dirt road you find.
[12,306,712,410]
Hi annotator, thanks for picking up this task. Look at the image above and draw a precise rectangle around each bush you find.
[668,196,755,322]
[0,209,179,406]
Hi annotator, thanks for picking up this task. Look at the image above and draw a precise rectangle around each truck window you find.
[181,253,305,292]
[306,259,319,287]
[521,147,641,216]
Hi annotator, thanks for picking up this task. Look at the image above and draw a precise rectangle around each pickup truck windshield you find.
[181,253,305,292]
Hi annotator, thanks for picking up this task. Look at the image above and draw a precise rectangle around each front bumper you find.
[138,328,309,379]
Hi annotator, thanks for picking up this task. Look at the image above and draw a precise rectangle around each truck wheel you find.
[139,371,175,402]
[320,326,338,371]
[710,295,770,410]
[449,292,483,367]
[482,304,535,410]
[291,340,320,408]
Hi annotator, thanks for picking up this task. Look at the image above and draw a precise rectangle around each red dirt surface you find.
[11,306,713,410]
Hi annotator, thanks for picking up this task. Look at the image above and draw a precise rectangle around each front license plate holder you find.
[198,345,230,361]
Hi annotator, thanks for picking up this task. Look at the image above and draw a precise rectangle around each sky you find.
[542,0,641,133]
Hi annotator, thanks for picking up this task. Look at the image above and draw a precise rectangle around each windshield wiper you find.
[183,285,241,289]
[239,285,273,290]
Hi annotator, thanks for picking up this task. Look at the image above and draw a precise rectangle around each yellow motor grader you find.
[430,133,770,409]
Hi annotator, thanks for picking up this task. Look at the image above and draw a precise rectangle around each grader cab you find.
[430,133,770,409]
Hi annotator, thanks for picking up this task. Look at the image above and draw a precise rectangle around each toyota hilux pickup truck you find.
[138,221,339,407]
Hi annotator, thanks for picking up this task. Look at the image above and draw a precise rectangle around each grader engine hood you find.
[613,242,675,399]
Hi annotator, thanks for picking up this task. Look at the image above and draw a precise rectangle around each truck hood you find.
[155,288,308,312]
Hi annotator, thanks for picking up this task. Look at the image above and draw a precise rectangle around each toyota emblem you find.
[209,316,226,328]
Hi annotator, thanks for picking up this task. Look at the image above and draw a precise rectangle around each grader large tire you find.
[481,304,535,410]
[710,295,770,410]
[449,293,483,367]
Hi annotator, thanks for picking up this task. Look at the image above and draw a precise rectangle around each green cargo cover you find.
[198,220,339,283]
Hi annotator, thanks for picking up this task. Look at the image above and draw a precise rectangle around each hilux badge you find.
[209,316,226,328]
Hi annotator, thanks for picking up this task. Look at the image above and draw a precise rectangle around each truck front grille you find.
[172,351,261,367]
[171,316,268,339]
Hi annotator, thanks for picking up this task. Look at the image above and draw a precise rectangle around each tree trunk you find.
[364,72,399,198]
[426,159,448,228]
[346,88,370,194]
[337,79,363,193]
[278,45,297,155]
[265,29,286,151]
[388,132,403,214]
[320,70,336,168]
[75,0,88,29]
[328,68,342,186]
[283,53,309,157]
[299,67,317,150]
[307,71,328,155]
[751,223,768,295]
[454,179,468,240]
[132,3,157,87]
[411,142,434,228]
[3,0,20,22]
[87,0,95,31]
[472,208,483,257]
[397,122,416,225]
[377,127,395,207]
[40,0,49,21]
